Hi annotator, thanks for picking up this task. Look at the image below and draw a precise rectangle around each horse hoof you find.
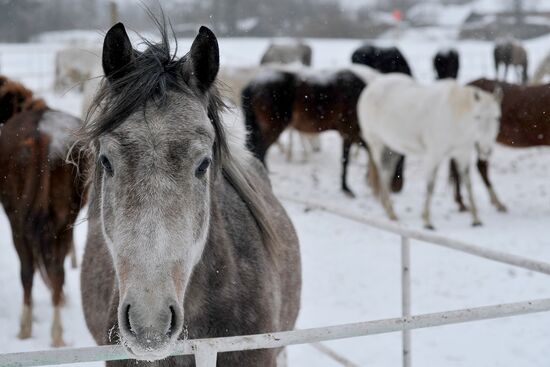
[424,224,435,231]
[390,180,403,193]
[472,221,483,227]
[59,294,67,307]
[51,339,66,348]
[18,305,32,339]
[343,189,356,198]
[17,330,31,340]
[458,205,468,212]
[497,205,508,213]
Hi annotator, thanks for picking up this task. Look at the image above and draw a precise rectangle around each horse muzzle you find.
[118,297,184,361]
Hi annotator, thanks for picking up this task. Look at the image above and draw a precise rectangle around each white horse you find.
[358,74,501,229]
[54,47,101,93]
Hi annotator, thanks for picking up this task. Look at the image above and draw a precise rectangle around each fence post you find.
[194,345,218,367]
[401,235,411,367]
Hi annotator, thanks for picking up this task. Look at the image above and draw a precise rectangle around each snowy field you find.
[1,33,550,366]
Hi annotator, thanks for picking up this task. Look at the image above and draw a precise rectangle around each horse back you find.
[0,109,47,214]
[293,70,365,141]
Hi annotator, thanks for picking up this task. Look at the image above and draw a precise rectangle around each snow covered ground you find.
[1,32,550,366]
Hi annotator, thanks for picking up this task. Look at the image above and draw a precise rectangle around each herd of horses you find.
[240,38,549,229]
[1,18,550,366]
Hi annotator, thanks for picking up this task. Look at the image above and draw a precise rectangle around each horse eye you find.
[195,157,211,178]
[99,155,114,176]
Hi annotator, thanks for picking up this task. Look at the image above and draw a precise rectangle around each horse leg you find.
[450,158,467,211]
[456,159,482,226]
[352,143,361,160]
[310,134,321,153]
[341,137,355,198]
[422,162,439,230]
[13,233,34,339]
[377,145,400,220]
[391,155,405,193]
[503,63,509,83]
[298,132,310,162]
[477,159,507,212]
[276,348,288,367]
[69,239,77,269]
[46,232,70,347]
[367,153,378,195]
[50,261,66,347]
[286,128,293,162]
[50,267,66,348]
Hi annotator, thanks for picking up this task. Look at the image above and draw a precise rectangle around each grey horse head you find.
[84,22,222,360]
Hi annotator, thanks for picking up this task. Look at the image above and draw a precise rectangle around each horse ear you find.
[188,26,219,92]
[102,22,134,81]
[493,86,504,104]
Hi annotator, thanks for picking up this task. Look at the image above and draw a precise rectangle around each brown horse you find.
[242,66,404,197]
[0,76,87,347]
[451,78,550,212]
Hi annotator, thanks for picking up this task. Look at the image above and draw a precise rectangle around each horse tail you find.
[23,132,53,289]
[241,84,266,164]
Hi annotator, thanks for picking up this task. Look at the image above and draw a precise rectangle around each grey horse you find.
[79,21,301,366]
[261,42,312,66]
[494,39,528,84]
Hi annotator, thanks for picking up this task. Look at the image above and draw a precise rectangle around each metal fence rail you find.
[278,195,550,367]
[2,195,550,367]
[3,298,550,367]
[278,195,550,276]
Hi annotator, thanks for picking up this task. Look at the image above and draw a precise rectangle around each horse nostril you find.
[123,304,135,335]
[168,305,177,336]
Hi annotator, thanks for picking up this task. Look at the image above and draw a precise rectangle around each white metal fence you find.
[1,196,550,367]
[0,46,59,94]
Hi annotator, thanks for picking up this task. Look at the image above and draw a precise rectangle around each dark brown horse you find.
[0,76,87,347]
[451,78,550,212]
[242,66,404,197]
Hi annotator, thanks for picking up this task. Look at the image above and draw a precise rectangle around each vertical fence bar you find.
[194,345,218,367]
[401,235,411,367]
